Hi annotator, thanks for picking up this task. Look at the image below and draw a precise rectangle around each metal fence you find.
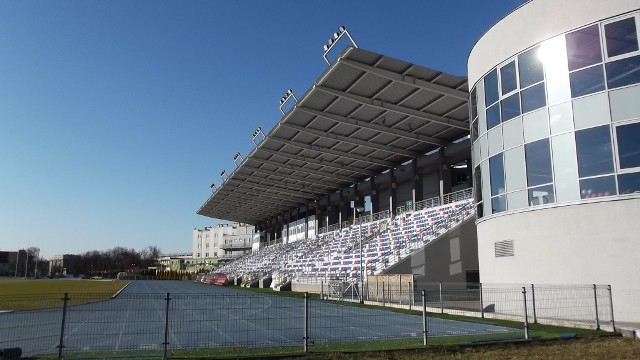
[346,281,614,331]
[0,283,614,359]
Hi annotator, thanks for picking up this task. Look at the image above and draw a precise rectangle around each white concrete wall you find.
[468,0,640,86]
[477,197,640,322]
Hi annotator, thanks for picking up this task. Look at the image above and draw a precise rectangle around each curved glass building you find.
[468,0,640,322]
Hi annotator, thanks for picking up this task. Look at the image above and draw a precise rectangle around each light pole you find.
[24,251,29,278]
[14,250,20,278]
[33,249,40,279]
[356,206,365,304]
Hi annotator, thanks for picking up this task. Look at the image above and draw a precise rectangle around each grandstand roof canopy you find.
[198,47,470,225]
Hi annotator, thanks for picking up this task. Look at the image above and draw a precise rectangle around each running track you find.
[0,281,517,356]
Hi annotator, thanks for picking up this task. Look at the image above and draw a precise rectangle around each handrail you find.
[414,196,440,212]
[372,210,390,221]
[443,187,473,204]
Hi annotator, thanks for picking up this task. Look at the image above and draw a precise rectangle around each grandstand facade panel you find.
[469,0,640,322]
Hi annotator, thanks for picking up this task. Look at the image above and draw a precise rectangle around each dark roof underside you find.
[198,47,469,224]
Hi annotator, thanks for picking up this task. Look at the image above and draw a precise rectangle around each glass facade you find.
[471,12,640,219]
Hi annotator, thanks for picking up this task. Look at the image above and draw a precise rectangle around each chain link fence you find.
[0,283,614,359]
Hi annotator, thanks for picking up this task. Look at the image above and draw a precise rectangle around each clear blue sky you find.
[0,0,523,259]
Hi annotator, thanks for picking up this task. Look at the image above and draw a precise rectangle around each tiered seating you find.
[211,196,475,284]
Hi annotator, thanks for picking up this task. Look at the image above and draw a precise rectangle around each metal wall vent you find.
[494,239,514,257]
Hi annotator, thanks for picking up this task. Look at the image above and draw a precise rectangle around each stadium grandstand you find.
[198,0,640,324]
[198,43,479,290]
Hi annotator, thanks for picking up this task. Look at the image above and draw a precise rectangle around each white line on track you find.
[115,300,131,350]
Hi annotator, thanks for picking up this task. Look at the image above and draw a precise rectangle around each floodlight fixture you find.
[233,152,244,167]
[220,169,228,182]
[210,182,217,192]
[251,126,266,145]
[322,25,358,65]
[278,88,298,115]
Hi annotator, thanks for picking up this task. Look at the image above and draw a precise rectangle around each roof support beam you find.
[339,58,469,101]
[257,147,377,177]
[243,163,340,189]
[247,153,356,183]
[218,190,300,208]
[219,187,305,205]
[210,201,282,215]
[271,136,396,168]
[282,122,421,158]
[316,85,468,130]
[298,106,445,146]
[227,177,325,197]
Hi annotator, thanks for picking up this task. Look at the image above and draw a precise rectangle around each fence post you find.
[303,292,309,353]
[439,282,443,314]
[57,293,69,360]
[531,284,537,324]
[593,284,600,330]
[163,292,171,360]
[408,282,412,310]
[320,281,324,300]
[522,287,529,340]
[608,285,616,331]
[479,283,484,318]
[382,282,386,306]
[422,290,428,346]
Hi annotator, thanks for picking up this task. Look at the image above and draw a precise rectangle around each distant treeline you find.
[65,246,162,277]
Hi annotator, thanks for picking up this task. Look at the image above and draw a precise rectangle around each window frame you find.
[613,118,640,174]
[602,14,640,62]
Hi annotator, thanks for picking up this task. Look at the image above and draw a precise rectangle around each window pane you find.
[489,154,505,196]
[618,172,640,194]
[474,165,483,203]
[566,24,603,71]
[528,184,555,206]
[487,103,501,129]
[616,122,640,169]
[605,17,639,58]
[521,82,547,113]
[470,87,478,120]
[491,195,506,213]
[575,125,614,177]
[605,55,640,89]
[501,93,521,122]
[525,138,553,187]
[484,69,499,106]
[570,65,605,98]
[580,175,617,198]
[500,61,518,95]
[471,119,478,142]
[519,45,545,88]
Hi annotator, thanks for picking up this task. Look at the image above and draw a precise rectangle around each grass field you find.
[45,336,640,359]
[0,279,127,310]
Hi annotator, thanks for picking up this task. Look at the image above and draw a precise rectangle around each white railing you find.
[372,210,390,221]
[443,187,473,204]
[414,196,440,212]
[354,214,371,225]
